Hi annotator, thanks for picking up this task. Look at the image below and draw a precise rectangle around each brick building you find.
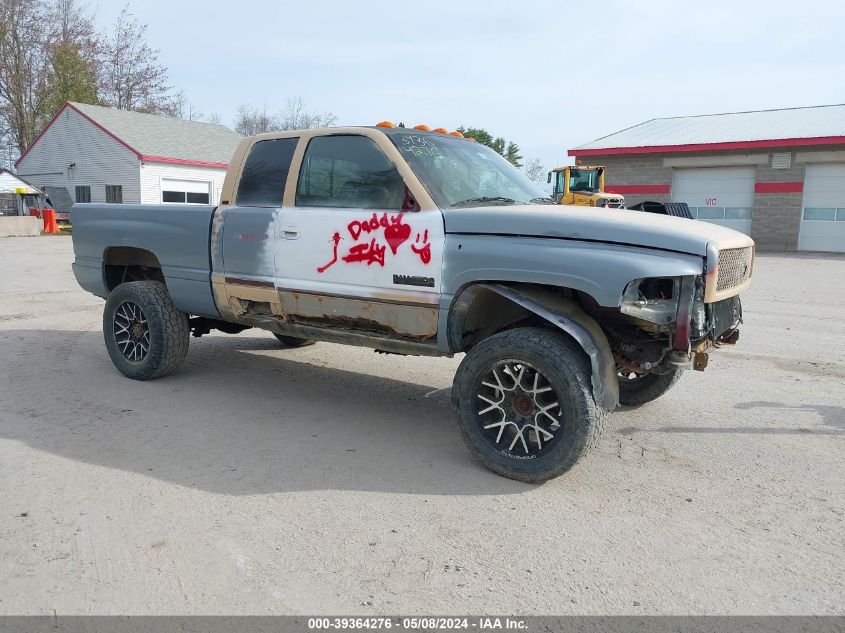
[569,104,845,252]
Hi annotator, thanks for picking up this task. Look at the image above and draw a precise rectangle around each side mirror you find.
[546,172,552,184]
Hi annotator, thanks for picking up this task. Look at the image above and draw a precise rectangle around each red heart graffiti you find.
[384,222,411,255]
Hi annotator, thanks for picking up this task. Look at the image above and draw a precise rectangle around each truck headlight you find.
[620,277,680,325]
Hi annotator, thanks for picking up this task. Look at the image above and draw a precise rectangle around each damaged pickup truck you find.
[71,123,754,482]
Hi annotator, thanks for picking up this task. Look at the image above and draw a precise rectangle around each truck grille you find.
[717,247,753,293]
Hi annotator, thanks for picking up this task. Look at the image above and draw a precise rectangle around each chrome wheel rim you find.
[113,301,150,362]
[475,361,563,459]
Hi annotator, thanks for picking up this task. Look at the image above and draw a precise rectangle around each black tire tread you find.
[618,369,684,407]
[103,281,189,380]
[452,327,606,483]
[273,333,316,348]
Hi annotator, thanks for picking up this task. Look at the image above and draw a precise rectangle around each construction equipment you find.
[547,166,625,208]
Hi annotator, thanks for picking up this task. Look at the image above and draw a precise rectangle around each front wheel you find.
[617,369,684,407]
[452,327,606,483]
[103,281,189,380]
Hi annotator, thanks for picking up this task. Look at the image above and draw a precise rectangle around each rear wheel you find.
[103,281,189,380]
[452,327,605,483]
[273,333,316,348]
[617,369,683,407]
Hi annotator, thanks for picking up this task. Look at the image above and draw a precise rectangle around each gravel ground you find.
[0,236,842,615]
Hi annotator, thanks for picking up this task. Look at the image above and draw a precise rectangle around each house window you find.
[75,185,91,203]
[105,185,123,203]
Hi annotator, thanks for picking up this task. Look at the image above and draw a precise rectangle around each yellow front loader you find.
[548,166,625,208]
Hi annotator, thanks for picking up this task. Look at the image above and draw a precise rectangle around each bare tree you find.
[206,112,222,125]
[48,0,96,49]
[233,103,275,136]
[171,90,206,121]
[0,0,52,155]
[0,121,16,170]
[234,98,336,135]
[97,5,173,114]
[523,157,545,184]
[277,97,336,130]
[1,0,191,163]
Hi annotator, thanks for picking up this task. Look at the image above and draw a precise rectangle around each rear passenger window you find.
[296,135,404,209]
[236,137,299,207]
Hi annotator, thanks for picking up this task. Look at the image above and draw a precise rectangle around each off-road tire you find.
[452,327,606,483]
[103,281,189,380]
[273,334,316,348]
[618,369,684,407]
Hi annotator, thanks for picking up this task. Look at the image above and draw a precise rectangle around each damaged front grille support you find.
[668,276,696,367]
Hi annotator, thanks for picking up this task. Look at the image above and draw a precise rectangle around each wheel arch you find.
[103,246,165,291]
[447,282,619,410]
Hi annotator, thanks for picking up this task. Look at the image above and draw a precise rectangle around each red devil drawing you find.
[317,232,343,273]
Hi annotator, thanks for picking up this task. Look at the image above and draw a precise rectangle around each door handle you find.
[279,225,300,240]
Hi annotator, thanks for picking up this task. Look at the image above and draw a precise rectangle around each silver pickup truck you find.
[71,124,754,482]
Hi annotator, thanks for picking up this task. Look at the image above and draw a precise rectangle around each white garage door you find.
[161,178,211,205]
[672,167,755,235]
[798,164,845,253]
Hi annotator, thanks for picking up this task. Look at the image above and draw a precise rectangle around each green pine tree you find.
[505,142,523,168]
[457,127,523,166]
[460,127,494,147]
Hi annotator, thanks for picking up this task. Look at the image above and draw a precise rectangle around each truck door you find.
[274,134,444,341]
[216,137,299,319]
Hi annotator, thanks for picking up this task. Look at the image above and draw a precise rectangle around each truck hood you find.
[443,204,754,256]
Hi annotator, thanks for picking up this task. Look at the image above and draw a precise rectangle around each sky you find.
[91,0,845,173]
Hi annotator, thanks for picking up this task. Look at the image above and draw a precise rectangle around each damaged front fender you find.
[455,283,619,411]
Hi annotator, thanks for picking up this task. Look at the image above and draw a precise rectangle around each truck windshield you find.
[569,168,600,193]
[388,132,547,208]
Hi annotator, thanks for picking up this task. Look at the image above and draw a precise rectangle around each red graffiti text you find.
[317,212,431,273]
[342,239,386,267]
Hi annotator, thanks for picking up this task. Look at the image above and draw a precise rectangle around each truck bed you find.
[70,203,220,318]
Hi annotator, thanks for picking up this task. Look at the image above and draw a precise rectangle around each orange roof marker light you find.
[432,127,449,134]
[376,121,395,128]
[413,124,431,131]
[465,136,477,142]
[449,130,464,137]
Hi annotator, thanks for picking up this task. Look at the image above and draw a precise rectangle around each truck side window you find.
[296,135,404,209]
[236,137,299,207]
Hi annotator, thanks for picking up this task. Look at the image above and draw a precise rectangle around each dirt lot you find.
[0,236,842,615]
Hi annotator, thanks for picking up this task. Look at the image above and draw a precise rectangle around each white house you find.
[14,102,242,215]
